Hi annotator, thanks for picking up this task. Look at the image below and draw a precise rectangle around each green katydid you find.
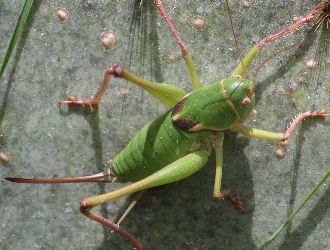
[4,1,329,249]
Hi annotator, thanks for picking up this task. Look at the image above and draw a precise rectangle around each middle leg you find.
[213,132,245,211]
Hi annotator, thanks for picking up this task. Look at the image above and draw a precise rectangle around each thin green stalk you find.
[0,0,34,79]
[259,167,330,249]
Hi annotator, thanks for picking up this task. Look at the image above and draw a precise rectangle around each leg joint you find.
[79,199,93,213]
[107,64,123,77]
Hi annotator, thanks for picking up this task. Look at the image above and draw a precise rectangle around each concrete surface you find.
[0,1,329,249]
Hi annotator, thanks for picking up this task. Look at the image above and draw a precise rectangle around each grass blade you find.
[259,167,330,249]
[0,0,34,79]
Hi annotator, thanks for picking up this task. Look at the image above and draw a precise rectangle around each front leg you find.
[59,64,187,110]
[233,110,329,142]
[231,1,327,77]
[155,0,201,90]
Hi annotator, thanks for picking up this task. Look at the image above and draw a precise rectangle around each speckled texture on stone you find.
[0,1,329,250]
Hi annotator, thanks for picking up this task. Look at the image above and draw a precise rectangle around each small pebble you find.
[276,87,286,95]
[116,88,130,97]
[167,53,176,62]
[243,0,250,8]
[100,32,117,50]
[192,17,206,31]
[164,53,180,63]
[55,8,69,22]
[0,152,9,163]
[293,16,300,22]
[274,148,284,158]
[280,140,289,147]
[305,59,316,70]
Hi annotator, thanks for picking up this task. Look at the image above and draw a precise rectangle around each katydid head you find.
[172,77,256,132]
[223,76,255,122]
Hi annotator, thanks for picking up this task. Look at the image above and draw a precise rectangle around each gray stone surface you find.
[0,1,329,249]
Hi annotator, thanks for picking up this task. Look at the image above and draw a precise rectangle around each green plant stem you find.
[0,0,34,79]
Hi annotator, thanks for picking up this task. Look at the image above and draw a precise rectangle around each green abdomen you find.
[112,112,200,182]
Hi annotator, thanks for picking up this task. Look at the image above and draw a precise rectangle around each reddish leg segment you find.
[59,66,121,110]
[5,171,115,184]
[215,188,245,211]
[257,1,327,48]
[154,0,188,55]
[80,205,146,250]
[283,110,329,141]
[233,1,328,77]
[59,63,187,110]
[154,0,201,89]
[59,0,202,110]
[235,111,329,142]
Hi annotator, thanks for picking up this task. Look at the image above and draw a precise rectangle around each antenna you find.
[225,0,247,78]
[253,44,296,83]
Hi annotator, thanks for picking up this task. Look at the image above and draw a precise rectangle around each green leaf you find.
[0,0,34,79]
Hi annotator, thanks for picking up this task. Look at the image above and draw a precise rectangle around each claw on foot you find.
[214,188,246,211]
[58,65,125,111]
[58,96,98,111]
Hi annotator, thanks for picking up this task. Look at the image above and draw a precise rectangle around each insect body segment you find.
[112,111,214,182]
[172,77,255,132]
[112,76,256,184]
